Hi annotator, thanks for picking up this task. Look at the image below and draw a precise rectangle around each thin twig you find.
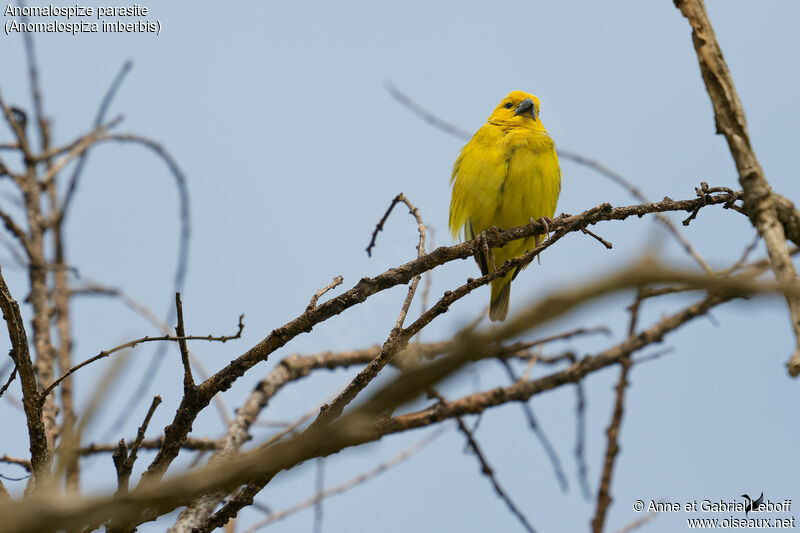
[96,130,192,438]
[307,276,344,311]
[0,207,31,255]
[40,317,244,401]
[720,233,761,277]
[79,437,219,455]
[0,455,31,472]
[20,2,46,153]
[627,288,644,338]
[416,227,436,344]
[0,90,32,160]
[115,396,162,495]
[244,427,447,532]
[574,381,591,500]
[591,359,631,533]
[0,366,17,400]
[313,458,324,533]
[175,294,196,392]
[389,193,426,331]
[499,358,568,492]
[126,397,162,472]
[429,390,536,533]
[614,512,658,533]
[580,227,613,249]
[496,326,611,362]
[308,193,427,430]
[385,82,472,140]
[72,279,234,427]
[59,60,133,221]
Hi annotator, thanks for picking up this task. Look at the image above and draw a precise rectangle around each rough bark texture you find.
[675,0,800,374]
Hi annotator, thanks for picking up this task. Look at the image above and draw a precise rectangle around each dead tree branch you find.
[591,359,631,533]
[0,266,49,487]
[675,0,800,374]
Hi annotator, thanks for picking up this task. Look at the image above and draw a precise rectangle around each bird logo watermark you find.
[741,492,764,517]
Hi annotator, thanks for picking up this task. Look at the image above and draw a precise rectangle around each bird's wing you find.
[465,219,489,276]
[449,125,509,241]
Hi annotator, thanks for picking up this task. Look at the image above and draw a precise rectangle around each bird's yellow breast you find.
[449,122,561,263]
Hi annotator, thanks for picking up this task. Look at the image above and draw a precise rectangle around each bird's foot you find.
[529,217,553,265]
[477,228,500,272]
[529,216,553,238]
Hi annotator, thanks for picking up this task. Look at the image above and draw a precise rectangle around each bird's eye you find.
[504,102,513,109]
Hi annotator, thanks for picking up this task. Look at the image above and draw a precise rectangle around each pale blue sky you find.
[2,1,799,531]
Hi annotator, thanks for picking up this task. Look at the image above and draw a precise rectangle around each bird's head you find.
[487,90,544,130]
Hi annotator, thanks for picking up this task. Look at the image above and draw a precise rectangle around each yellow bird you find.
[449,91,561,321]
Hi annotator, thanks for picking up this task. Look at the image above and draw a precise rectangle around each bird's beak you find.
[514,98,536,119]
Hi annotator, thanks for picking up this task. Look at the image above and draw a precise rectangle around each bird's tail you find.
[489,276,511,322]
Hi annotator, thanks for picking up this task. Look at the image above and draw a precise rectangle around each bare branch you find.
[574,381,591,500]
[591,359,631,533]
[93,130,192,437]
[243,427,446,532]
[116,396,162,495]
[139,191,744,511]
[614,512,658,533]
[0,365,17,400]
[675,0,800,374]
[385,82,472,140]
[580,227,613,249]
[365,192,426,259]
[39,117,123,187]
[200,264,767,531]
[174,294,195,393]
[429,389,536,533]
[40,316,244,401]
[307,275,344,311]
[0,207,30,256]
[20,6,46,154]
[312,458,324,533]
[499,359,568,492]
[0,266,49,486]
[59,60,133,221]
[80,437,219,456]
[2,259,779,532]
[0,91,32,160]
[71,279,234,426]
[0,455,31,472]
